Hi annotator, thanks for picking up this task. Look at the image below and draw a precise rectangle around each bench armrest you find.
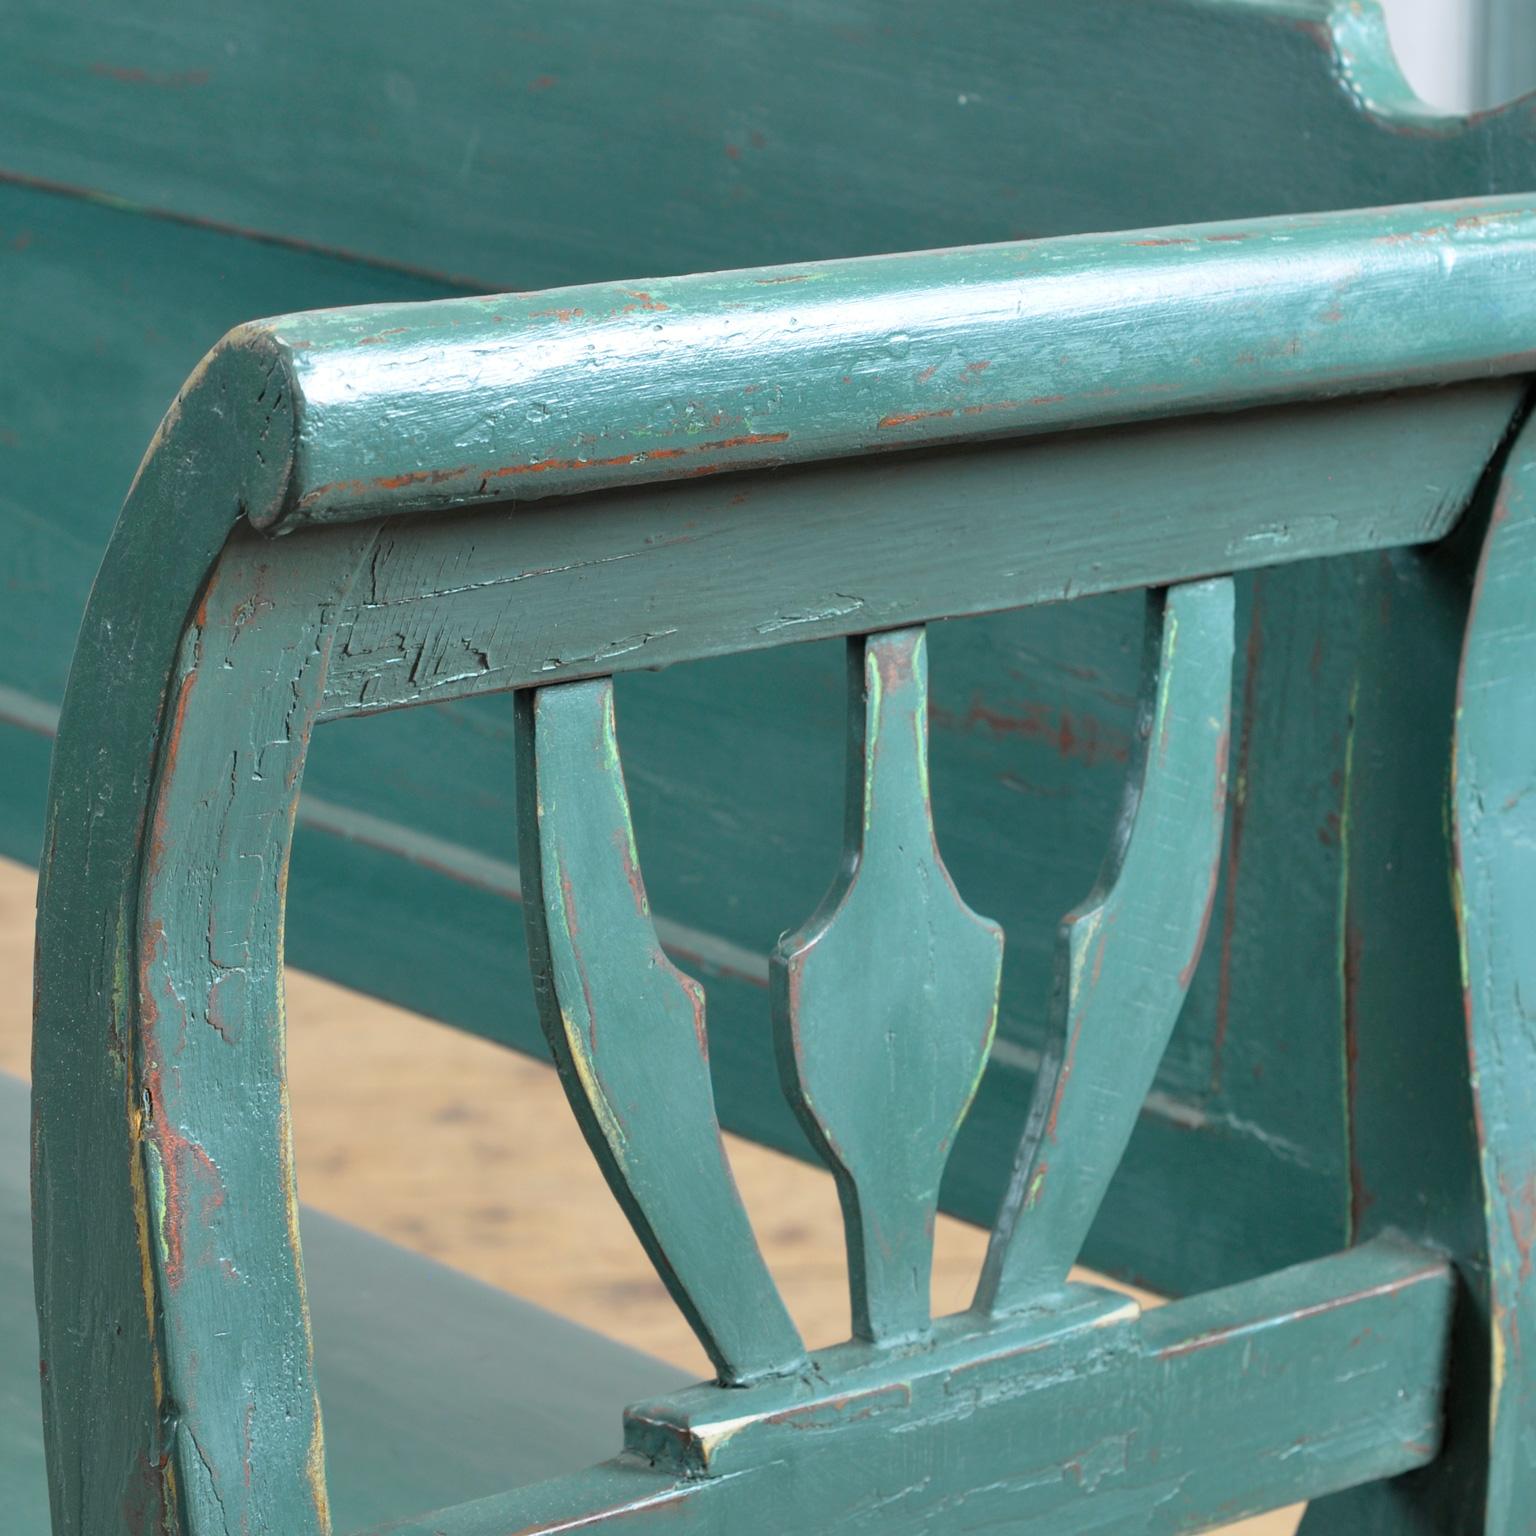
[225,194,1536,534]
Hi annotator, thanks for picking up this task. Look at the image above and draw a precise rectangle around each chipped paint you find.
[774,626,1004,1344]
[28,45,1536,1521]
[518,680,804,1384]
[979,581,1232,1314]
[930,695,1131,766]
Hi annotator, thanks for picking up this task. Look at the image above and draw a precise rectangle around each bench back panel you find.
[5,0,1528,288]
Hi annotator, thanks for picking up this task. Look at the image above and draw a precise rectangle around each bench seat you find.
[0,1072,689,1533]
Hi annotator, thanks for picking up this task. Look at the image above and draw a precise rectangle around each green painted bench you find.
[7,1,1536,1531]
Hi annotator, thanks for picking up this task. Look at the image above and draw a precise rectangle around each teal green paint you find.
[129,523,376,1536]
[17,5,1536,1525]
[285,382,1516,1313]
[370,1239,1453,1536]
[1297,483,1514,1530]
[142,1141,168,1273]
[626,1287,1144,1478]
[316,385,1518,715]
[772,629,1003,1343]
[10,0,1536,1330]
[221,194,1536,535]
[1453,415,1536,1533]
[978,580,1234,1312]
[0,1075,49,1532]
[1336,671,1359,1243]
[0,180,459,715]
[8,0,1536,290]
[12,192,1522,565]
[515,680,804,1384]
[31,335,300,1536]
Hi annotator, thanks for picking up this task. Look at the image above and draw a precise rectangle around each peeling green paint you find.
[517,681,804,1384]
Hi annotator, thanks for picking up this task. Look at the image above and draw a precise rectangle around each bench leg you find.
[1301,415,1536,1535]
[1453,417,1536,1534]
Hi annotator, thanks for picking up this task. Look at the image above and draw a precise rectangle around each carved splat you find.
[515,679,805,1384]
[772,627,1004,1345]
[976,579,1234,1315]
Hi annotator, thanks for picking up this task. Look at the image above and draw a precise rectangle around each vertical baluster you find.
[516,679,805,1384]
[975,578,1233,1315]
[773,627,1004,1344]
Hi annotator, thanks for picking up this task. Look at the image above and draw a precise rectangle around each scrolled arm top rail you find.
[221,192,1536,534]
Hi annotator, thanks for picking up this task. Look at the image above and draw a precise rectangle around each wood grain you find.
[0,854,1297,1530]
[6,0,1536,1346]
[1453,418,1536,1534]
[3,182,1529,1311]
[7,0,1536,295]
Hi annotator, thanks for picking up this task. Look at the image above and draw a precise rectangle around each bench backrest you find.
[7,0,1536,1314]
[30,181,1536,1532]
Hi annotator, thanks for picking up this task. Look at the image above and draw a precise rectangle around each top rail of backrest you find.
[233,194,1536,540]
[8,0,1536,292]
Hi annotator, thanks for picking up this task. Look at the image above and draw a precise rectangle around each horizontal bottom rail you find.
[370,1236,1452,1536]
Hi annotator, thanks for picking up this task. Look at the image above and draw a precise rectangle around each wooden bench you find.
[23,186,1536,1535]
[7,0,1535,1301]
[7,1,1536,1531]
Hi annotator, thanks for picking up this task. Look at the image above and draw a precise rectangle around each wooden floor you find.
[0,854,1299,1533]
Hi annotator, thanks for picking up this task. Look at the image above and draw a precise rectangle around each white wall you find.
[1377,0,1478,112]
[1378,0,1536,112]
